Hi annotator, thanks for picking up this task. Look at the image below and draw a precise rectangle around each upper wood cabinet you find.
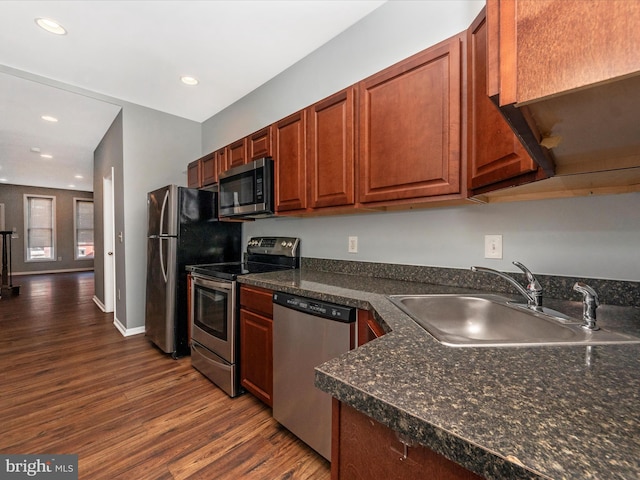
[215,147,227,179]
[228,138,248,169]
[493,0,640,106]
[467,8,539,192]
[248,126,273,160]
[307,88,356,209]
[187,159,201,188]
[358,34,464,205]
[201,152,217,186]
[274,110,307,212]
[487,0,640,187]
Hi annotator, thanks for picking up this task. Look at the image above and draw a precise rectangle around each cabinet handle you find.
[395,431,416,461]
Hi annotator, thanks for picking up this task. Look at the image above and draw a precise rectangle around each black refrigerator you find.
[145,185,241,357]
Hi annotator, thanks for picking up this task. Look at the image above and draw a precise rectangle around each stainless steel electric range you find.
[186,236,300,397]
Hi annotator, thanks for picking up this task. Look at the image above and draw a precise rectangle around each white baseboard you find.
[93,295,106,312]
[113,317,145,337]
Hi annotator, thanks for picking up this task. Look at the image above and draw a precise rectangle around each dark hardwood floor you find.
[0,272,330,479]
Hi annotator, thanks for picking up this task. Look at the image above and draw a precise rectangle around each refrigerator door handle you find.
[159,189,170,236]
[159,238,168,283]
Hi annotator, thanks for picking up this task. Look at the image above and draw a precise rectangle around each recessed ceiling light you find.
[30,147,41,153]
[35,17,67,35]
[41,115,58,122]
[74,175,83,179]
[68,184,75,188]
[0,178,8,182]
[180,76,199,86]
[40,154,53,159]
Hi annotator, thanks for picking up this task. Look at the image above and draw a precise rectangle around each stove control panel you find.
[247,236,300,257]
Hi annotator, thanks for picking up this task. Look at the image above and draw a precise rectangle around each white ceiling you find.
[0,0,386,192]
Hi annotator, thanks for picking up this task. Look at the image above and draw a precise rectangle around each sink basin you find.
[388,294,640,347]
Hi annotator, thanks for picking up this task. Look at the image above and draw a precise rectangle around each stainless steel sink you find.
[388,294,640,347]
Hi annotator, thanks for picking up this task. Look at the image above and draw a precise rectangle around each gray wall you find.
[93,104,202,331]
[120,103,201,329]
[94,111,124,321]
[92,104,201,331]
[202,0,640,283]
[0,183,93,274]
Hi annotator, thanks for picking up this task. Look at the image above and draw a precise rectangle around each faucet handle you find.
[513,261,542,292]
[573,282,599,305]
[573,282,599,330]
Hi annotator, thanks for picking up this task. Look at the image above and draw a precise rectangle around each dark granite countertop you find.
[237,267,640,480]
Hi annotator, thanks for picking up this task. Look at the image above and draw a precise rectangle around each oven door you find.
[190,274,236,363]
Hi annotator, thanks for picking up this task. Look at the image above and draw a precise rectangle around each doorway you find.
[103,169,116,313]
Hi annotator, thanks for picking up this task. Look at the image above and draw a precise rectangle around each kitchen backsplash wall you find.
[300,258,640,308]
[244,192,640,283]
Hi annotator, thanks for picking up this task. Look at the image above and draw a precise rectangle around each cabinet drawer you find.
[239,285,273,317]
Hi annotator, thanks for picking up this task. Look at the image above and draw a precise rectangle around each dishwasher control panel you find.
[273,292,356,323]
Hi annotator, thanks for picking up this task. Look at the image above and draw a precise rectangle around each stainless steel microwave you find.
[218,157,275,218]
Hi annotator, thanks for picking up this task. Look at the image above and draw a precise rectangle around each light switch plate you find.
[484,235,503,259]
[348,236,358,254]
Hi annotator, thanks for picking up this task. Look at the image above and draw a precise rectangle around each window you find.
[24,195,56,262]
[74,198,94,260]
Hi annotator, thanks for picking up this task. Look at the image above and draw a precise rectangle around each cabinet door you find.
[274,110,307,212]
[356,310,385,347]
[201,152,217,186]
[358,34,463,204]
[228,138,248,169]
[494,0,640,106]
[249,126,273,160]
[240,309,273,407]
[215,147,227,178]
[467,9,537,191]
[187,160,201,188]
[334,402,482,480]
[307,88,356,209]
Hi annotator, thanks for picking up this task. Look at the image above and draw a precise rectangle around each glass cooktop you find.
[186,261,294,281]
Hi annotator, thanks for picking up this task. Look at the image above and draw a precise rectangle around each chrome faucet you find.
[573,282,599,330]
[471,261,543,310]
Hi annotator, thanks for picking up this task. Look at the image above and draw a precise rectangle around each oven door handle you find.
[191,274,234,292]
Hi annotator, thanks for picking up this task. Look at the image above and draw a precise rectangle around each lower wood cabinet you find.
[332,401,483,480]
[239,285,274,406]
[357,310,385,347]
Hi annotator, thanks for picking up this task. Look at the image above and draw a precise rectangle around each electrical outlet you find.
[484,235,503,259]
[348,236,358,254]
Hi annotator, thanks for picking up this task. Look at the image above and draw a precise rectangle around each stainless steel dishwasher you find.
[272,291,356,461]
